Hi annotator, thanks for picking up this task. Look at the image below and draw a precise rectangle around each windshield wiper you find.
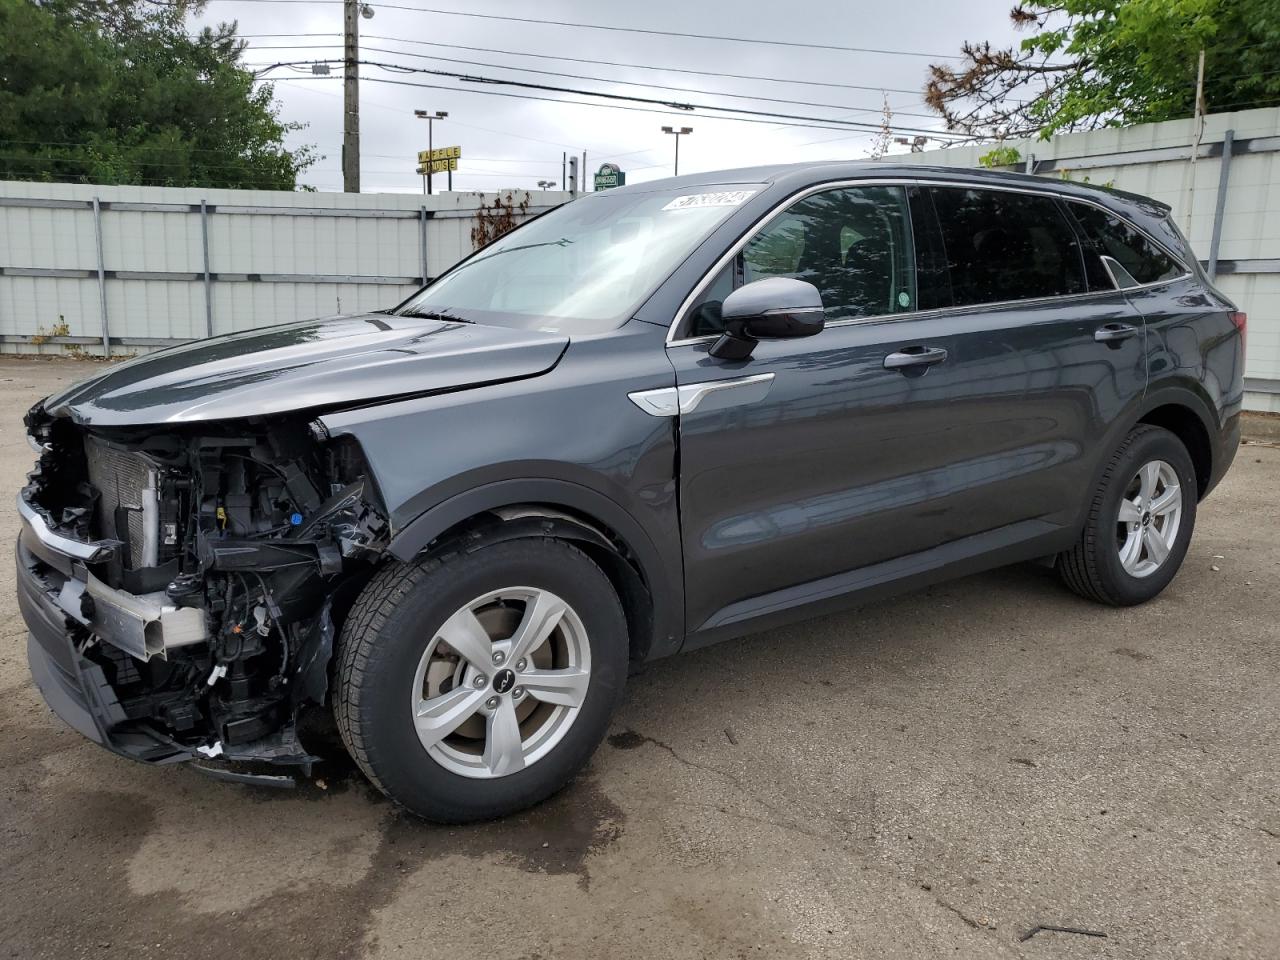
[473,237,574,263]
[396,307,474,323]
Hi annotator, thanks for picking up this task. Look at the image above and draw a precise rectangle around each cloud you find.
[195,0,1021,193]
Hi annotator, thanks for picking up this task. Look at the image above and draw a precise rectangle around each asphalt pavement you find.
[1,356,1276,960]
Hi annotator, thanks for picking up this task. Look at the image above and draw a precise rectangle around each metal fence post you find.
[92,196,109,356]
[1207,129,1235,281]
[419,205,429,284]
[200,199,214,337]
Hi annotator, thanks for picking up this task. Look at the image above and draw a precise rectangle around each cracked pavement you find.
[1,357,1277,959]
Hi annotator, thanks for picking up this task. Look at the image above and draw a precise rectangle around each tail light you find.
[1230,311,1247,359]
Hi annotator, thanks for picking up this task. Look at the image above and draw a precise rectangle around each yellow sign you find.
[417,145,461,164]
[416,158,459,174]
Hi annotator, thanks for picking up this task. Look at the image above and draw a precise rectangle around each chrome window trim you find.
[665,176,1193,347]
[1099,253,1142,290]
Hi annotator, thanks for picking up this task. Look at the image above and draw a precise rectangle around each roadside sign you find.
[594,162,626,190]
[417,145,461,164]
[416,158,459,174]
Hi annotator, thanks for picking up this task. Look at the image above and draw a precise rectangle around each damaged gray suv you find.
[19,163,1243,822]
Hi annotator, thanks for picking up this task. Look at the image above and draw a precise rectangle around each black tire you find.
[334,538,628,823]
[1058,424,1198,606]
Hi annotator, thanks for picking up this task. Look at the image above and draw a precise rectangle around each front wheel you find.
[334,538,628,822]
[1058,424,1198,606]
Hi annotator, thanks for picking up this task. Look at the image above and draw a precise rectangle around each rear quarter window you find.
[1067,202,1184,288]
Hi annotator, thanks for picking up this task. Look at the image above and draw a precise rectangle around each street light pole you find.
[414,109,448,195]
[661,125,692,176]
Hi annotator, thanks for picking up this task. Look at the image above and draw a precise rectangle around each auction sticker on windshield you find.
[662,190,757,211]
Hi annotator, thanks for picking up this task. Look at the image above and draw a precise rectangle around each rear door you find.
[921,185,1149,525]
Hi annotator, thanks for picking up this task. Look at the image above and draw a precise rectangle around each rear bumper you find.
[1204,412,1242,499]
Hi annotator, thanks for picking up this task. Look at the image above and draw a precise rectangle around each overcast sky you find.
[190,0,1021,194]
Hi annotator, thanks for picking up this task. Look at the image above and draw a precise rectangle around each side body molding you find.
[629,373,775,417]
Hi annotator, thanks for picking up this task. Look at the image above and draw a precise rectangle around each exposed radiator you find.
[84,435,159,569]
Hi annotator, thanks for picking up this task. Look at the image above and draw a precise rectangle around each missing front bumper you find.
[18,537,317,773]
[18,499,206,662]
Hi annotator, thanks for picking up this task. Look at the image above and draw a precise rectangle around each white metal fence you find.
[0,181,569,354]
[899,106,1280,413]
[4,109,1279,413]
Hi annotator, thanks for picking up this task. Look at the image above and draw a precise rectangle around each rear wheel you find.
[334,538,627,822]
[1058,425,1198,606]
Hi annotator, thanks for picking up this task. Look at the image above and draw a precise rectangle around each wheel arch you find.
[386,479,681,663]
[1134,385,1218,499]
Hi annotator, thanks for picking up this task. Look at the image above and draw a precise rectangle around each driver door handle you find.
[884,346,948,371]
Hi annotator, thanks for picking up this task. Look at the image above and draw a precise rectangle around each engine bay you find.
[21,406,389,767]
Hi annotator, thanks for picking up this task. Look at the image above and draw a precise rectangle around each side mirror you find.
[710,277,825,360]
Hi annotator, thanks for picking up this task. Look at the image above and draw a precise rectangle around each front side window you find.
[685,185,917,337]
[1067,202,1184,288]
[392,184,761,334]
[929,187,1087,307]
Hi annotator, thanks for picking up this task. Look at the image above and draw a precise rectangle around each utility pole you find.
[662,126,693,176]
[342,0,362,193]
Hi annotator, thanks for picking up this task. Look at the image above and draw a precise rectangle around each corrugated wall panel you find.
[0,180,564,352]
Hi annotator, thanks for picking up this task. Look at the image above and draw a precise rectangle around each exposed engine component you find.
[20,408,389,763]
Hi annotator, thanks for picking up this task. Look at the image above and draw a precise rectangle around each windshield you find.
[391,184,761,334]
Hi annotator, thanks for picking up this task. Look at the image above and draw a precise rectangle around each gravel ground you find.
[1,356,1276,960]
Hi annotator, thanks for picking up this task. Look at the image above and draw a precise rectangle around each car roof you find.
[615,160,1170,215]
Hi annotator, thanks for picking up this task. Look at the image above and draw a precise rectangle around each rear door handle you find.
[1094,322,1139,346]
[884,346,948,371]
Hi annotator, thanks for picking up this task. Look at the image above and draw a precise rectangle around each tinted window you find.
[1068,202,1183,287]
[684,185,916,336]
[743,186,916,322]
[906,186,953,311]
[929,187,1087,307]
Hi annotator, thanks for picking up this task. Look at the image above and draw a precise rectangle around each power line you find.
[210,1,958,59]
[359,73,956,139]
[240,35,929,98]
[247,43,935,120]
[268,74,614,152]
[255,59,963,140]
[272,71,952,142]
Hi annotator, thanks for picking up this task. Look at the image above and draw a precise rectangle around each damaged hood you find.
[42,313,570,426]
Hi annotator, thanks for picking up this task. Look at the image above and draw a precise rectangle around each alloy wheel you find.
[1115,459,1183,579]
[409,587,592,779]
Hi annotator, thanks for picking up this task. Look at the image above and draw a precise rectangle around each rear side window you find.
[929,187,1087,307]
[1067,202,1184,288]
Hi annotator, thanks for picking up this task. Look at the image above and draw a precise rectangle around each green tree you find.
[0,0,314,188]
[925,0,1280,140]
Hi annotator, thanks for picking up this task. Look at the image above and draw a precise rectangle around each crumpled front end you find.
[18,402,389,777]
